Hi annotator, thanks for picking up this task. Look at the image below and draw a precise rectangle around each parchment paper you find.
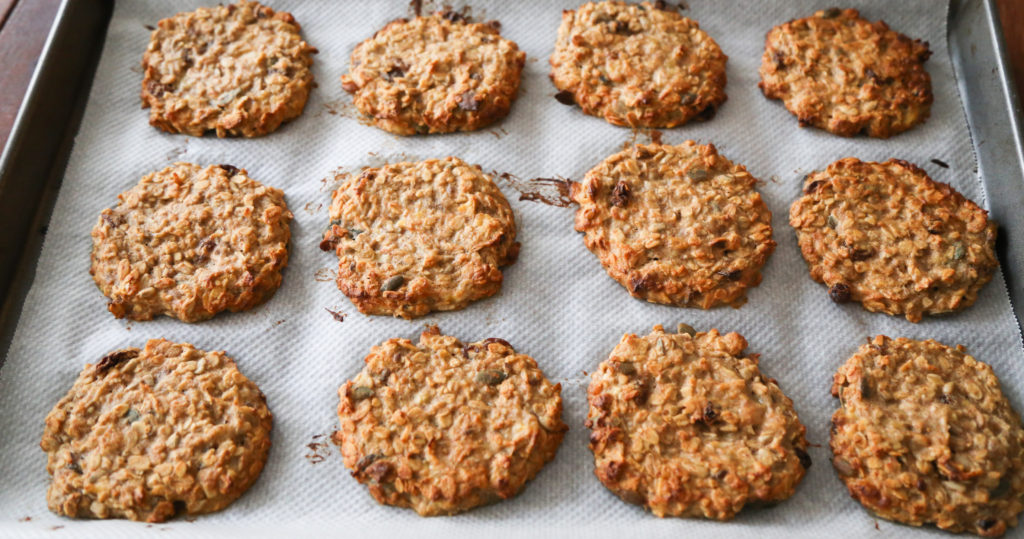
[2,1,1022,537]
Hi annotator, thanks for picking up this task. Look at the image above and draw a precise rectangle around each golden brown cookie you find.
[586,324,810,519]
[141,0,317,137]
[340,12,525,135]
[332,326,567,516]
[759,8,932,138]
[41,339,272,522]
[549,1,727,128]
[831,336,1024,537]
[320,157,519,319]
[90,163,292,323]
[789,158,997,322]
[570,142,775,309]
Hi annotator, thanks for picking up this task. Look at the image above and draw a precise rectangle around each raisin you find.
[828,283,851,303]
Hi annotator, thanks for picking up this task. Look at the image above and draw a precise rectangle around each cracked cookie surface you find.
[831,336,1024,537]
[141,0,317,137]
[789,158,997,322]
[41,339,272,522]
[759,8,932,138]
[340,13,525,135]
[550,1,727,128]
[586,325,810,519]
[570,142,774,309]
[333,327,566,515]
[321,157,518,319]
[90,162,292,323]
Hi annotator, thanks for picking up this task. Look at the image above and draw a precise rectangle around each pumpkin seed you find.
[351,386,374,400]
[687,168,710,181]
[827,215,838,229]
[616,362,636,375]
[952,242,966,261]
[123,408,140,423]
[476,369,507,385]
[380,275,404,292]
[348,228,364,238]
[214,88,241,106]
[677,323,696,336]
[822,7,841,18]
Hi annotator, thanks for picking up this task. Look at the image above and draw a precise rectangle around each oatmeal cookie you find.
[831,336,1024,537]
[41,339,272,522]
[789,158,997,322]
[759,8,932,138]
[333,326,566,516]
[141,0,317,137]
[586,324,810,519]
[320,157,519,319]
[570,142,775,309]
[549,1,727,128]
[340,12,525,135]
[90,162,292,323]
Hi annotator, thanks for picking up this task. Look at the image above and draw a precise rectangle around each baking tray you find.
[0,0,1021,530]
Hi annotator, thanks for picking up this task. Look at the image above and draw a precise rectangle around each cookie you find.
[91,162,292,323]
[789,158,997,322]
[549,1,727,128]
[759,8,932,138]
[141,0,317,137]
[332,326,566,516]
[586,324,810,519]
[41,339,272,522]
[570,142,775,309]
[320,157,519,319]
[831,336,1024,537]
[340,12,525,135]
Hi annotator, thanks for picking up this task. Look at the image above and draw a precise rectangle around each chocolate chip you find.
[702,403,717,422]
[828,283,851,303]
[931,158,950,169]
[458,90,479,111]
[716,269,742,281]
[804,180,824,194]
[385,66,405,81]
[978,519,998,532]
[219,164,239,176]
[318,237,337,252]
[441,9,468,23]
[355,453,381,472]
[325,308,345,323]
[610,181,630,208]
[696,105,717,121]
[795,448,812,469]
[849,247,873,261]
[554,90,575,105]
[96,349,139,373]
[822,7,841,18]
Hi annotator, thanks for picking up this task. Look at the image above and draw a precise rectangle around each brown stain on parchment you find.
[494,171,573,208]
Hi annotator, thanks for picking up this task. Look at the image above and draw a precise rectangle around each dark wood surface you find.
[0,0,1020,153]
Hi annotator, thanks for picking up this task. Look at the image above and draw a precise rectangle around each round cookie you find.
[586,324,810,519]
[830,336,1024,537]
[141,0,317,137]
[570,142,775,309]
[91,162,292,323]
[789,158,997,322]
[320,157,519,319]
[549,1,727,128]
[759,8,932,138]
[41,339,272,522]
[332,326,567,516]
[340,12,525,135]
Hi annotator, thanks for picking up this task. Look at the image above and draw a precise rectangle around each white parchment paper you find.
[2,1,1023,537]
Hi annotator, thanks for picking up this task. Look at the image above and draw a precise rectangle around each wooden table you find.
[0,0,1021,152]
